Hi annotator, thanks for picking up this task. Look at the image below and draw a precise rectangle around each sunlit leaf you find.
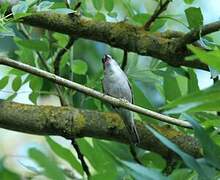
[53,8,75,14]
[185,7,203,29]
[94,12,106,21]
[188,45,220,72]
[71,59,88,75]
[37,1,54,11]
[12,76,22,91]
[92,0,103,10]
[15,39,49,52]
[184,114,220,169]
[0,76,9,90]
[184,0,196,4]
[187,68,199,93]
[12,1,28,16]
[45,136,83,175]
[146,125,215,180]
[104,0,114,12]
[28,148,65,180]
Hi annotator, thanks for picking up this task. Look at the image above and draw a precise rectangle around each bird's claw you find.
[119,98,129,104]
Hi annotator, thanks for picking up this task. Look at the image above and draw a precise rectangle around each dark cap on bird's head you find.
[102,54,112,64]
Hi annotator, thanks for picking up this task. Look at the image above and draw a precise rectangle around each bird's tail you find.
[119,108,140,144]
[128,122,140,144]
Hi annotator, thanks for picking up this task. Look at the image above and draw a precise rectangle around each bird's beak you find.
[102,54,111,64]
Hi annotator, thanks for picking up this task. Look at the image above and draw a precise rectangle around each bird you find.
[102,54,140,144]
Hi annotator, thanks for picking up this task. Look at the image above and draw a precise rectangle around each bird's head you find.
[102,54,112,65]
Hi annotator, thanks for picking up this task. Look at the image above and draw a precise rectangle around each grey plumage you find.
[102,54,140,144]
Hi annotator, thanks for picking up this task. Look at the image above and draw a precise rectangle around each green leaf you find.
[169,168,194,180]
[71,59,88,75]
[28,148,65,180]
[15,39,49,52]
[104,0,114,12]
[11,1,28,15]
[184,114,220,169]
[107,12,117,18]
[132,13,150,25]
[6,93,17,101]
[12,76,22,91]
[146,125,214,180]
[53,8,75,14]
[163,83,220,110]
[94,12,106,21]
[0,76,9,90]
[121,161,169,180]
[98,142,168,180]
[77,139,117,174]
[29,77,43,91]
[37,1,54,11]
[184,0,196,4]
[92,0,103,10]
[185,7,203,29]
[122,0,135,17]
[140,152,166,170]
[150,19,166,32]
[45,136,83,175]
[52,33,69,47]
[187,68,199,93]
[188,45,220,72]
[29,92,38,104]
[163,68,181,101]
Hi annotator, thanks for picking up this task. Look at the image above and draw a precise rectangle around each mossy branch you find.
[21,12,208,70]
[0,100,201,159]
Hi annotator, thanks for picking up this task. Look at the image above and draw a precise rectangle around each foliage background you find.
[0,0,220,179]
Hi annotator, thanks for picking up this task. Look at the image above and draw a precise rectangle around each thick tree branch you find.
[21,12,208,70]
[174,20,220,50]
[0,100,201,159]
[0,56,192,128]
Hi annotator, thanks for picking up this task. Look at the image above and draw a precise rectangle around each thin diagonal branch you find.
[53,36,90,177]
[71,139,90,177]
[52,2,90,172]
[0,56,192,128]
[54,37,76,75]
[18,24,67,105]
[144,0,171,31]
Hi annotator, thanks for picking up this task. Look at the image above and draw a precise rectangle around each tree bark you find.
[0,100,201,160]
[22,12,208,70]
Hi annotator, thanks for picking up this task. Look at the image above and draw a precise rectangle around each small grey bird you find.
[102,54,140,144]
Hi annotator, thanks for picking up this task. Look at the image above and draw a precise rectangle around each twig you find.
[0,56,192,128]
[174,20,220,50]
[71,139,90,177]
[53,34,90,176]
[18,24,66,105]
[144,0,171,31]
[121,50,128,71]
[213,76,220,116]
[59,2,90,177]
[54,37,76,75]
[130,145,142,165]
